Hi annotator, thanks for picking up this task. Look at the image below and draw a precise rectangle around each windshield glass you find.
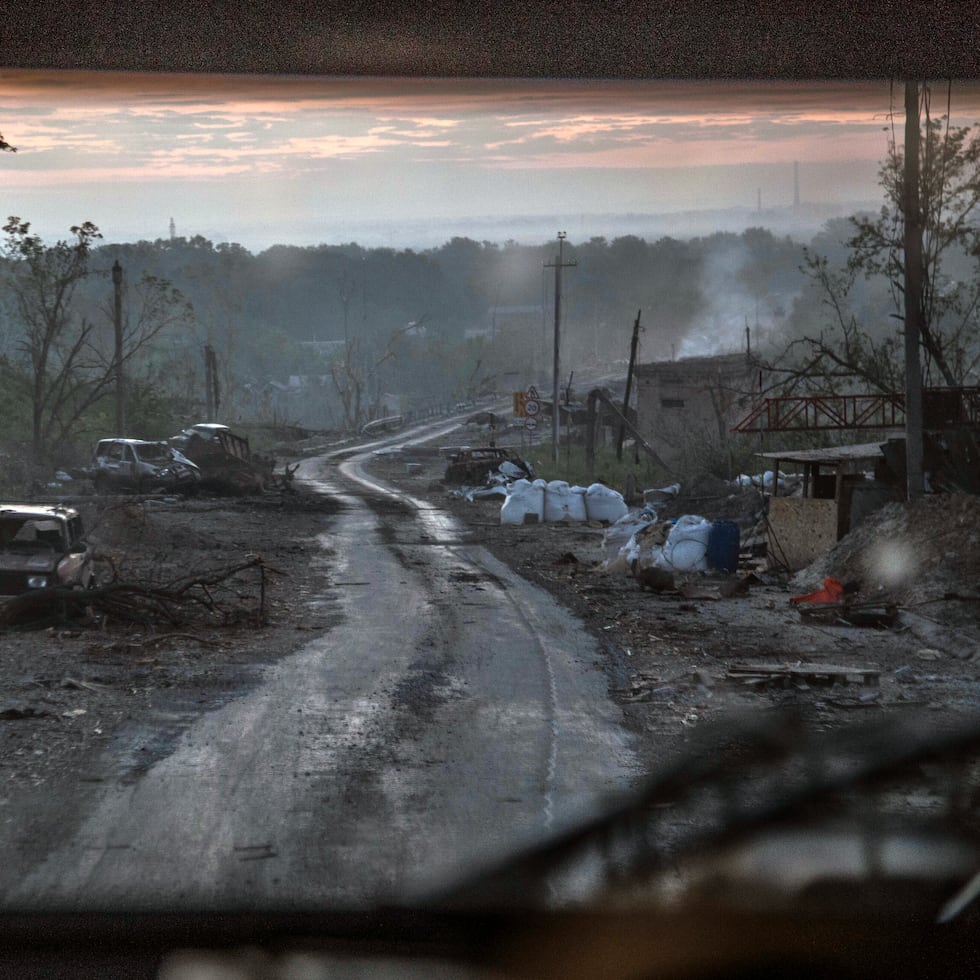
[135,443,170,463]
[0,517,65,550]
[2,69,980,958]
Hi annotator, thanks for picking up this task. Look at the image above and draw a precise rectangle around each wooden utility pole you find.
[112,260,124,434]
[903,80,925,499]
[204,344,219,421]
[545,232,576,463]
[616,309,642,461]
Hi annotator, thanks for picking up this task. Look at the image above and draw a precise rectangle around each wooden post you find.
[585,388,597,477]
[112,261,124,434]
[904,81,925,499]
[617,310,642,461]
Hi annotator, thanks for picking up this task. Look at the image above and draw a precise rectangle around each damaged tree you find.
[329,314,426,433]
[0,556,280,630]
[0,217,195,469]
[772,82,980,397]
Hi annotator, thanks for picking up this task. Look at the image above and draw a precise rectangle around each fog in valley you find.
[0,199,941,466]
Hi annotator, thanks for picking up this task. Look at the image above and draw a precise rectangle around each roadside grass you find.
[525,443,668,495]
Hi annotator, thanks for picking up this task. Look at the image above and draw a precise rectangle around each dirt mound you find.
[794,493,980,602]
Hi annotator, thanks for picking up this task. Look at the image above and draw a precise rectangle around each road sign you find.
[527,385,540,399]
[524,398,540,417]
[513,391,527,417]
[524,416,538,430]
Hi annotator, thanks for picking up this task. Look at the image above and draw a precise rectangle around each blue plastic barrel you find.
[707,520,740,573]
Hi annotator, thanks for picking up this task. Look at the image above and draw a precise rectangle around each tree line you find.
[2,89,979,475]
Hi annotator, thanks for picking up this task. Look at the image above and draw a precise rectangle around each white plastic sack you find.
[602,511,665,573]
[500,478,545,525]
[585,483,628,523]
[543,480,579,522]
[656,514,711,571]
[499,460,527,480]
[736,470,791,491]
[602,511,651,567]
[568,486,588,522]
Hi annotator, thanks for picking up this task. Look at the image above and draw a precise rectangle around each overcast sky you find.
[3,73,980,252]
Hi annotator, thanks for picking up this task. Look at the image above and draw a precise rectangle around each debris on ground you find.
[0,555,277,630]
[725,662,881,691]
[443,446,533,485]
[794,493,980,603]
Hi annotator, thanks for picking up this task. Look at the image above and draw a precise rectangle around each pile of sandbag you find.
[500,480,628,525]
[602,511,740,574]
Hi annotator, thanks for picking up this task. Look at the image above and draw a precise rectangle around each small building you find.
[759,442,903,571]
[635,352,762,468]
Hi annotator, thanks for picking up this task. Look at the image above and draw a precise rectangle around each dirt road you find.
[1,441,640,910]
[3,420,980,914]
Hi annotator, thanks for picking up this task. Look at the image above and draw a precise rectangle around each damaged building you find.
[634,351,763,469]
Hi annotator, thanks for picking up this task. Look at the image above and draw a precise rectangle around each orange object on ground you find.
[789,577,845,606]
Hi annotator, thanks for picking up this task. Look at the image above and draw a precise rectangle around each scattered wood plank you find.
[726,662,880,690]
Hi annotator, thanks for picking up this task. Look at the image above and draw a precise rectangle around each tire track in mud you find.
[339,465,600,854]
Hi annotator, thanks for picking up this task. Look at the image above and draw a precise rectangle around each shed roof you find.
[636,351,759,377]
[756,442,886,465]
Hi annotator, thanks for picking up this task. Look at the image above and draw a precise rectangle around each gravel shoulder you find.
[0,492,342,791]
[362,441,980,771]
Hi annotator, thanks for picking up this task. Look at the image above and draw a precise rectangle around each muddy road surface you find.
[2,441,641,912]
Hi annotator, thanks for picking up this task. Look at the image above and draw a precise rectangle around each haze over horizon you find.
[2,73,978,252]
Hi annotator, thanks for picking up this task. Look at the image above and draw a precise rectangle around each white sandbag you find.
[568,485,588,522]
[656,514,712,571]
[543,480,573,522]
[500,478,544,525]
[585,483,628,523]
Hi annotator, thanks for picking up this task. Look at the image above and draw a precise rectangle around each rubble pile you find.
[657,474,766,531]
[796,493,980,603]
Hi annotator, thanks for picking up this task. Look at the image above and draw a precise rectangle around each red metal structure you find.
[732,387,980,434]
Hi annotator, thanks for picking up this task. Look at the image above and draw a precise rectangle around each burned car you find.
[169,422,273,493]
[443,446,534,485]
[0,504,92,596]
[91,438,201,494]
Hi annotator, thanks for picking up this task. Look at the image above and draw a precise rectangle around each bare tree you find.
[1,217,195,465]
[776,83,980,394]
[328,316,426,432]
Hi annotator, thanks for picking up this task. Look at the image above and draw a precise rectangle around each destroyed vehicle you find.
[169,422,272,493]
[0,504,92,596]
[443,446,534,485]
[170,422,250,461]
[91,438,201,494]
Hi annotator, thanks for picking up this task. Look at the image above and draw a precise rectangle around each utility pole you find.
[903,80,925,499]
[616,310,642,461]
[112,260,124,434]
[544,232,576,463]
[204,344,219,421]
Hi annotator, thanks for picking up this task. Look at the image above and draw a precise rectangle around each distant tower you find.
[793,162,800,211]
[169,217,175,240]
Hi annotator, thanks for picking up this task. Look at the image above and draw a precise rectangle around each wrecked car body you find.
[0,504,92,596]
[169,422,274,494]
[443,446,534,485]
[91,438,201,494]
